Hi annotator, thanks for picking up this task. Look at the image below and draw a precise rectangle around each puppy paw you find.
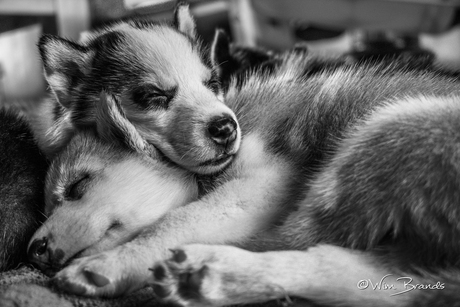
[149,244,268,306]
[52,250,142,297]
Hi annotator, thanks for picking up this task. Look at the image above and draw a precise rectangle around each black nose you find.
[28,237,49,265]
[207,115,238,145]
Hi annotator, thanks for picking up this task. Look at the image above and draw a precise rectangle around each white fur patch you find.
[87,158,197,229]
[125,26,208,87]
[372,94,460,123]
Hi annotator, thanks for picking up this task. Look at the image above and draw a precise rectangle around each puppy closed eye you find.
[132,85,177,110]
[65,174,90,201]
[204,74,220,94]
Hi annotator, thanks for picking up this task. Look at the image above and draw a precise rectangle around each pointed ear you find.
[210,29,239,89]
[211,29,231,70]
[173,2,196,40]
[211,29,274,88]
[96,91,159,159]
[38,35,94,108]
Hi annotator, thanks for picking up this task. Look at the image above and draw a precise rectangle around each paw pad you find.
[177,265,208,300]
[83,268,110,287]
[151,264,166,280]
[169,249,187,263]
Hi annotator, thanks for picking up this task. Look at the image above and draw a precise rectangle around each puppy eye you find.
[204,77,220,94]
[149,93,169,108]
[65,174,90,201]
[132,86,175,111]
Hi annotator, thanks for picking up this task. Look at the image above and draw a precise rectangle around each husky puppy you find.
[0,108,48,271]
[33,3,240,175]
[28,23,460,306]
[149,52,460,306]
[28,92,198,276]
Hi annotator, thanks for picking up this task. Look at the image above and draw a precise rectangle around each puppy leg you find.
[53,133,295,297]
[151,244,417,307]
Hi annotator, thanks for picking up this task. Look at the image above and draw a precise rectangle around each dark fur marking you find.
[212,30,277,91]
[38,34,89,69]
[62,61,85,90]
[87,30,125,53]
[70,31,143,124]
[0,109,48,271]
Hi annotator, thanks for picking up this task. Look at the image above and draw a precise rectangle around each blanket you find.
[0,265,157,307]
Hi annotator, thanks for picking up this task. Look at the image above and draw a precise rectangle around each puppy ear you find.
[210,29,241,90]
[173,2,196,39]
[96,91,159,158]
[38,35,94,108]
[211,29,274,89]
[210,29,232,79]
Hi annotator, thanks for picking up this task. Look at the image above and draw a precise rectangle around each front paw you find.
[150,244,256,307]
[53,251,138,297]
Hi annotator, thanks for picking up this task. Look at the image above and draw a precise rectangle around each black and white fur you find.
[27,92,199,277]
[147,47,460,307]
[33,3,240,175]
[27,6,460,307]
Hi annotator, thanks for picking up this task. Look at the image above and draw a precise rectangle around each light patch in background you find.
[0,24,46,101]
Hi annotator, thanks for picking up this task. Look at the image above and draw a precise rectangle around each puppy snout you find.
[28,237,50,264]
[28,236,66,273]
[207,115,238,145]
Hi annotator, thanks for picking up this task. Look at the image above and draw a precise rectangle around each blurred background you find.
[1,0,460,104]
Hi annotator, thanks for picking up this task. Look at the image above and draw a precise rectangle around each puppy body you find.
[27,5,460,306]
[0,109,48,271]
[29,47,460,307]
[148,55,460,306]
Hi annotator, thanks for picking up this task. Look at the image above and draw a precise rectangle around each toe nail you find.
[169,249,187,263]
[83,268,110,287]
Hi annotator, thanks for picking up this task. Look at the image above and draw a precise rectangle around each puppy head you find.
[39,3,240,174]
[27,92,198,273]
